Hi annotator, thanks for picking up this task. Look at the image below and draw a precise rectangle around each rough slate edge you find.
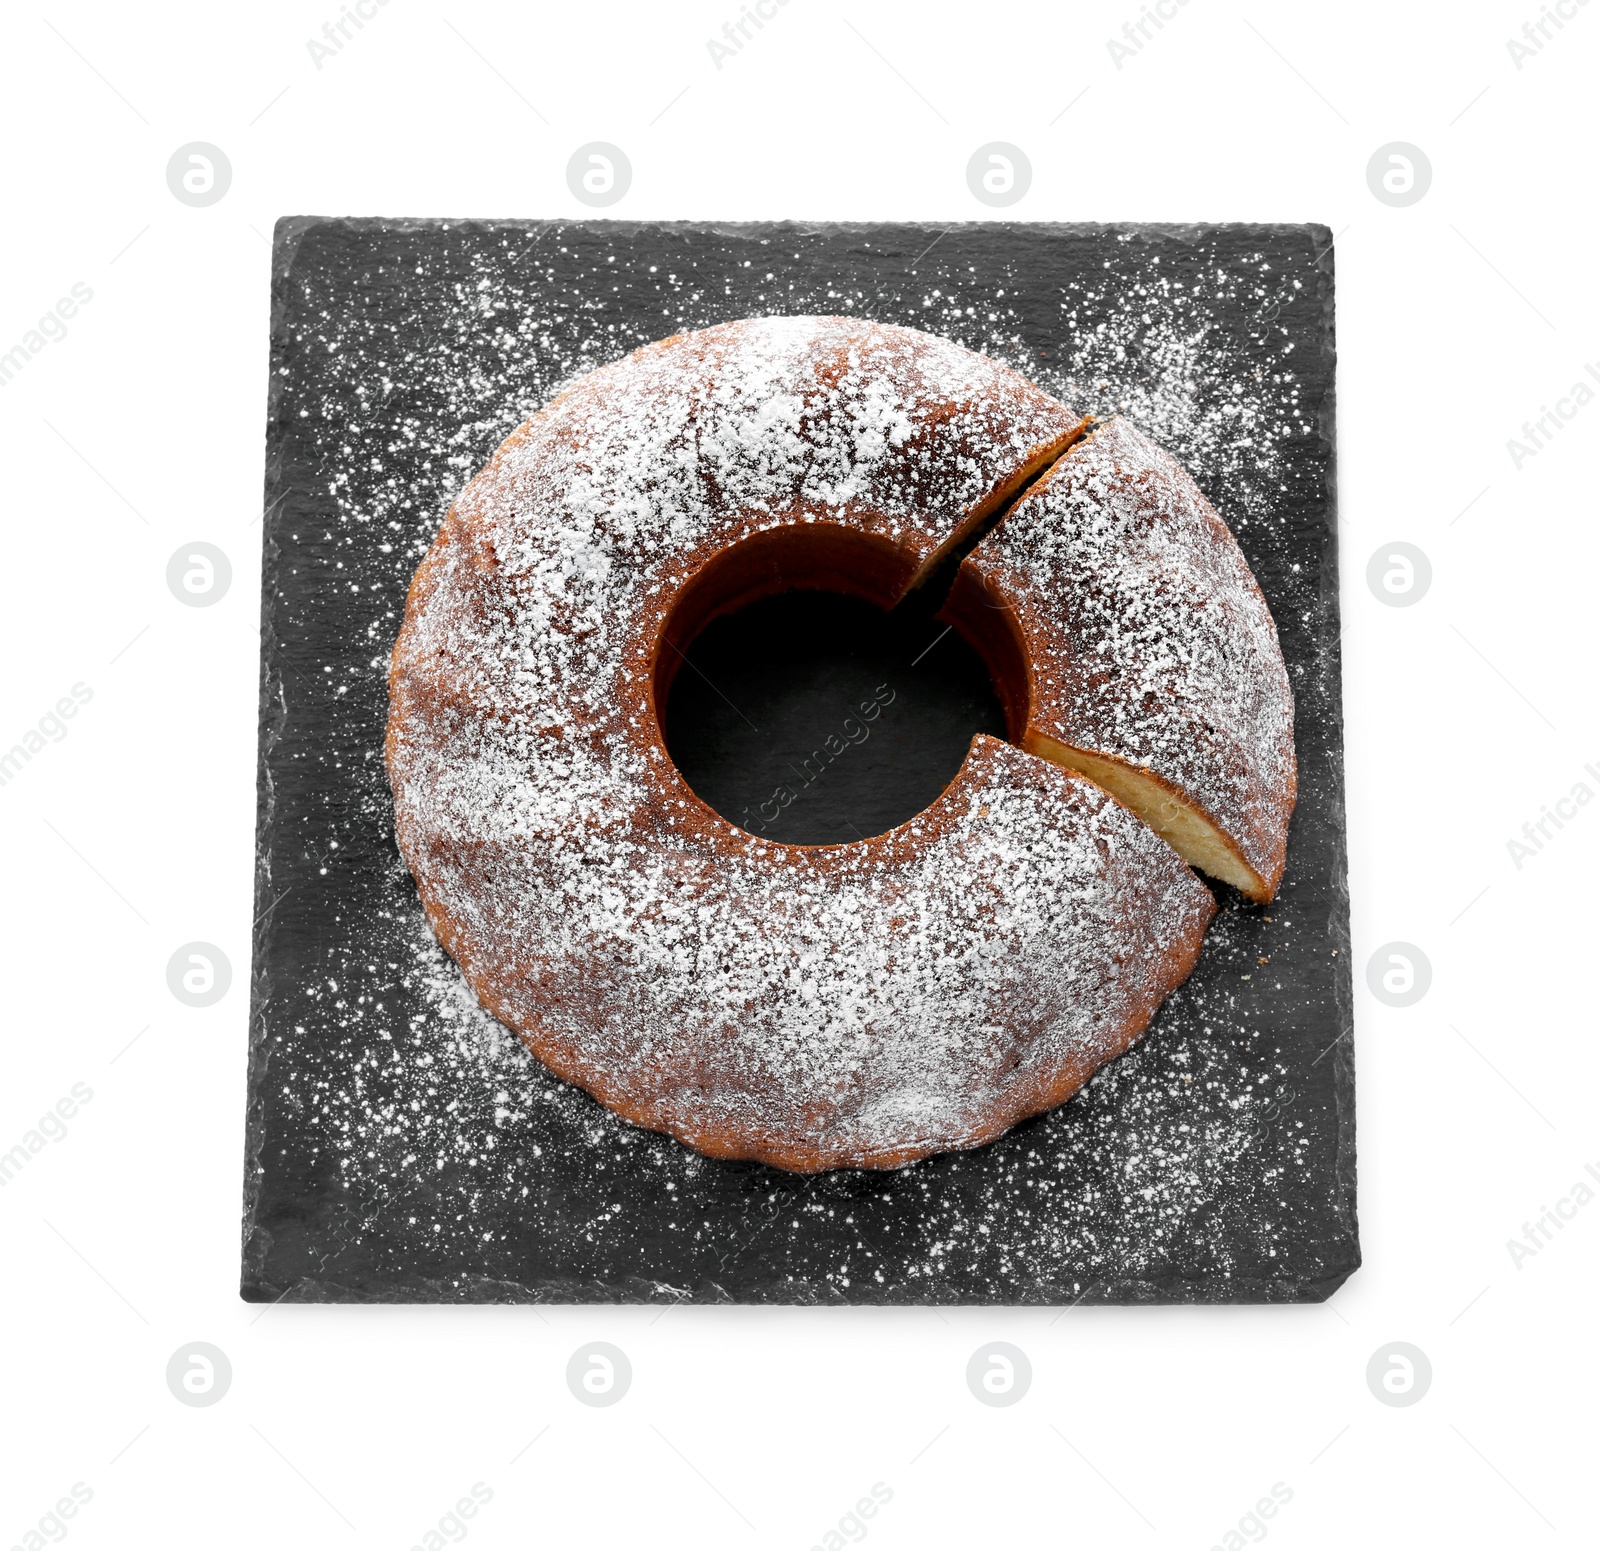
[242,218,1355,1306]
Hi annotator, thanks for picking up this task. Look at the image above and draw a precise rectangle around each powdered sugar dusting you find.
[1037,254,1310,531]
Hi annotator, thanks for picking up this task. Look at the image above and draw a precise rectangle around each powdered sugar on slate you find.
[256,222,1338,1300]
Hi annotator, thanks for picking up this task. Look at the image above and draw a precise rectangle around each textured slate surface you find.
[243,218,1355,1305]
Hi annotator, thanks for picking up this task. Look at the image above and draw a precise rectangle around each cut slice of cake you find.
[952,416,1296,903]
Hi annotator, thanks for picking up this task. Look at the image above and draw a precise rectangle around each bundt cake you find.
[385,315,1294,1172]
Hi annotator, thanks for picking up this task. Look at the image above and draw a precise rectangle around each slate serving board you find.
[243,218,1355,1305]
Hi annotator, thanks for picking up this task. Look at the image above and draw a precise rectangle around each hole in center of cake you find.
[661,588,1006,846]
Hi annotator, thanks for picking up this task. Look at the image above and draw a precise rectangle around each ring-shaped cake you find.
[385,316,1294,1171]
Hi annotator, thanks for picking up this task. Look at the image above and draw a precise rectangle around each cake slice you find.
[952,417,1296,903]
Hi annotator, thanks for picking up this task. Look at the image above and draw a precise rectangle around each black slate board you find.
[243,218,1355,1305]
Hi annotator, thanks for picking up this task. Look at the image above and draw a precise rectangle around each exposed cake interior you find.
[1024,734,1267,900]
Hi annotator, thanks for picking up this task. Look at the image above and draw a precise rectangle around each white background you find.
[2,0,1597,1547]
